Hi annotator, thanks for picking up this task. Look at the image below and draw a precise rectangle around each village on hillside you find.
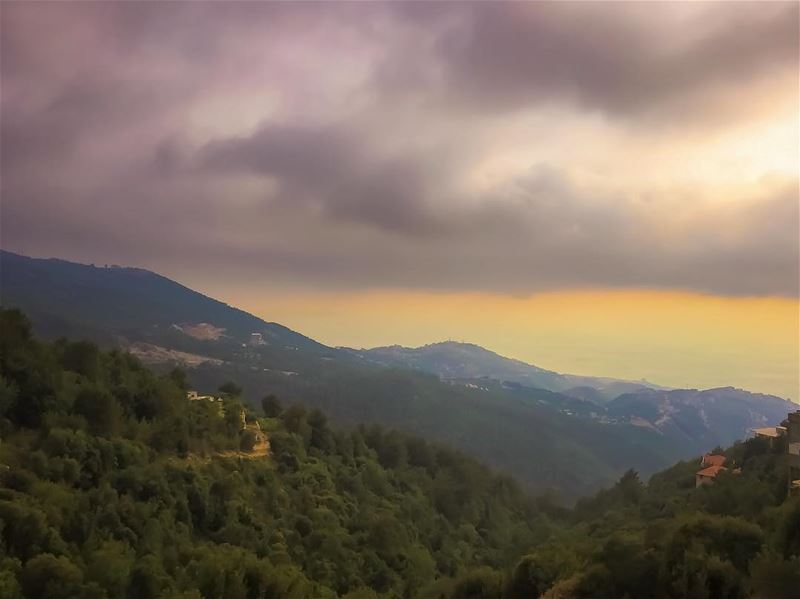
[696,409,800,493]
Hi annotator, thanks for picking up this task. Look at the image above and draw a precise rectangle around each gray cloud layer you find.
[426,3,798,119]
[2,2,798,296]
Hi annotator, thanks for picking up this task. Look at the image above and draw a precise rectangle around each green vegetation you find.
[452,439,800,599]
[1,307,798,598]
[0,309,544,598]
[189,361,682,499]
[3,249,747,499]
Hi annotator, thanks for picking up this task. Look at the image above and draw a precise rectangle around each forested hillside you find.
[0,308,546,598]
[452,435,800,599]
[1,308,798,598]
[0,251,697,499]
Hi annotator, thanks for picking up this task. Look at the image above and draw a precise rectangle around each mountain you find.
[352,342,797,453]
[0,249,328,355]
[349,341,665,401]
[606,386,797,451]
[2,250,794,499]
[0,250,678,496]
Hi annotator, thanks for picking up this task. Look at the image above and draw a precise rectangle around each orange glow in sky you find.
[225,289,799,401]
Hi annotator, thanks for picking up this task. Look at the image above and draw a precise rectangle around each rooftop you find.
[752,427,785,439]
[697,464,727,478]
[702,454,727,467]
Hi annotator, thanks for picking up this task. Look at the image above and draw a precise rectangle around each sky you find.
[2,2,798,399]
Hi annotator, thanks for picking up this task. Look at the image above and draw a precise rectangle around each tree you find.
[615,469,644,504]
[665,515,764,572]
[126,556,165,599]
[60,340,101,380]
[224,400,245,434]
[507,553,561,599]
[749,553,800,599]
[281,405,312,447]
[450,567,503,599]
[308,409,334,452]
[375,431,407,469]
[73,387,122,436]
[0,375,19,419]
[776,497,800,559]
[87,540,133,597]
[167,367,189,391]
[20,554,83,599]
[261,394,282,418]
[0,564,22,599]
[0,309,32,359]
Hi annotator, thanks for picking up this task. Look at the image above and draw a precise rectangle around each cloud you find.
[1,1,797,298]
[198,122,458,235]
[382,2,798,124]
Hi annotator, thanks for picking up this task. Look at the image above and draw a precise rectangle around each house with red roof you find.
[695,454,727,487]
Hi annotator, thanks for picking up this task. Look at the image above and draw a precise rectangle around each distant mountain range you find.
[2,249,795,498]
[348,341,796,449]
[348,341,667,401]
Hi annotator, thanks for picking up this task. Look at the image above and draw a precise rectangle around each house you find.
[700,454,726,468]
[787,411,800,494]
[752,426,786,440]
[751,426,787,448]
[695,454,727,487]
[186,390,218,402]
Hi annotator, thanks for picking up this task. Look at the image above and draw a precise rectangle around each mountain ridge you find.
[2,249,794,498]
[347,340,669,401]
[0,249,329,355]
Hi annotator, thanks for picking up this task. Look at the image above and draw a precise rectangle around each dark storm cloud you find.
[1,1,798,297]
[198,123,454,234]
[382,2,799,121]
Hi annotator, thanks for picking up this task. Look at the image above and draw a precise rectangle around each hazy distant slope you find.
[351,343,797,450]
[351,341,663,400]
[607,386,797,450]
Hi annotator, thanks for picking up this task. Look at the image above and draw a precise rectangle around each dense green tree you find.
[261,393,283,417]
[450,567,503,599]
[167,367,189,391]
[281,404,313,447]
[19,554,84,599]
[126,556,165,599]
[73,386,122,436]
[507,552,565,599]
[748,553,800,599]
[0,564,23,599]
[60,340,101,380]
[775,497,800,559]
[0,375,18,421]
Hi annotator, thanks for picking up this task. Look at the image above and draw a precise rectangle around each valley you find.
[2,251,795,499]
